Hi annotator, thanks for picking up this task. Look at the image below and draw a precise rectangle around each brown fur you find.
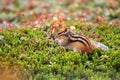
[55,28,95,54]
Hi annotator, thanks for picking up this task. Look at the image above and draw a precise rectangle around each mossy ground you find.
[0,22,120,80]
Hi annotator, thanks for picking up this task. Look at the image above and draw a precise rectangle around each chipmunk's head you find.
[55,28,71,46]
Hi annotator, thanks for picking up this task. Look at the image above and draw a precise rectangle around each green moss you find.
[0,23,120,80]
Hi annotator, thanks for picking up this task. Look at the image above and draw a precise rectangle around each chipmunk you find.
[54,28,109,54]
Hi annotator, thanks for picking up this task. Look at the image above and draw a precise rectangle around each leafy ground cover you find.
[0,22,120,80]
[0,0,120,80]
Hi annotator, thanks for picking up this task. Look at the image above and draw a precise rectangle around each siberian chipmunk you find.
[55,28,108,54]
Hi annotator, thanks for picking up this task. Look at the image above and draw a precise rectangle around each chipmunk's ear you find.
[65,28,71,34]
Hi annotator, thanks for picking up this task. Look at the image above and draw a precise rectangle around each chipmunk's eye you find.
[58,32,62,35]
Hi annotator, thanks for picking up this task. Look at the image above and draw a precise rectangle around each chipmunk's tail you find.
[91,40,109,51]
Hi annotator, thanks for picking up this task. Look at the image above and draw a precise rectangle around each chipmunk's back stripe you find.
[72,34,91,47]
[70,39,87,47]
[68,33,91,49]
[68,33,89,47]
[57,29,92,49]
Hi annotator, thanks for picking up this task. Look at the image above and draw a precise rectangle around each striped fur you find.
[57,28,94,51]
[68,32,91,49]
[55,28,108,53]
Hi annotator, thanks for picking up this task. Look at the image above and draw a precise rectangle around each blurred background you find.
[0,0,120,25]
